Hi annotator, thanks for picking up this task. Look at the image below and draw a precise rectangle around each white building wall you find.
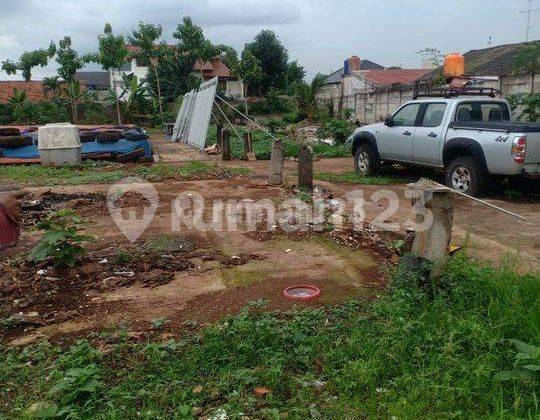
[225,80,245,100]
[110,59,150,97]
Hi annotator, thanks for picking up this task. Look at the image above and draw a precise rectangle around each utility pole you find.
[521,0,538,41]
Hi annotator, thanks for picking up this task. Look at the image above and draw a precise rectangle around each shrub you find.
[317,118,355,144]
[507,93,539,122]
[266,118,286,133]
[342,108,355,120]
[28,209,94,268]
[248,89,296,115]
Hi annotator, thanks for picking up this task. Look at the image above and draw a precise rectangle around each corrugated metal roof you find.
[421,40,540,80]
[75,71,110,90]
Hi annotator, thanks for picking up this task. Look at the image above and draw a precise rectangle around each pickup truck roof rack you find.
[413,87,500,99]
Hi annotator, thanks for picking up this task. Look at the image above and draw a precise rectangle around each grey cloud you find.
[0,0,536,81]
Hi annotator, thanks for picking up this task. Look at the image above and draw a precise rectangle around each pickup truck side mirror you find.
[384,116,394,127]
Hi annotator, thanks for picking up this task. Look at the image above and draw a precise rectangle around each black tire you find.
[122,129,148,141]
[0,128,21,136]
[445,156,485,197]
[0,135,33,148]
[354,143,380,176]
[96,131,121,144]
[79,131,98,143]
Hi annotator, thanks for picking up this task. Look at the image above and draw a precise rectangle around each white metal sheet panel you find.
[178,91,196,144]
[172,90,195,143]
[187,77,218,150]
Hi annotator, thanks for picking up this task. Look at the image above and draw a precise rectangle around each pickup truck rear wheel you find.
[445,156,484,196]
[354,144,379,176]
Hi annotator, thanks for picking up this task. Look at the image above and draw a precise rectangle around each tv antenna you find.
[521,0,538,41]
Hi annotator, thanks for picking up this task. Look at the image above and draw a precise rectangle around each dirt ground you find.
[1,136,538,346]
[154,136,539,268]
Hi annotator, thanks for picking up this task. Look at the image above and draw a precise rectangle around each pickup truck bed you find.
[448,121,540,132]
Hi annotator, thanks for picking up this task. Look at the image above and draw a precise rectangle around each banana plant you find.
[118,73,148,123]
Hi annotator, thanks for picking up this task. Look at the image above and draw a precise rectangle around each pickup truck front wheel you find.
[354,144,379,176]
[445,157,484,196]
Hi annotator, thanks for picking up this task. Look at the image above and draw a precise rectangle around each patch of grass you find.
[315,171,405,185]
[1,253,538,418]
[0,161,251,187]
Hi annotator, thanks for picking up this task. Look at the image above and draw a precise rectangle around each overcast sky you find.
[0,0,537,80]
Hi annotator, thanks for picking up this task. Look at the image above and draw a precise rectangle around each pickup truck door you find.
[378,103,421,161]
[412,102,447,166]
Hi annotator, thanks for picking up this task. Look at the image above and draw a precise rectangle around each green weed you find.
[0,161,251,187]
[315,171,405,185]
[28,209,94,268]
[1,253,538,418]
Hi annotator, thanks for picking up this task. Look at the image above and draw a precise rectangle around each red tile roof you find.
[364,69,432,86]
[194,58,232,78]
[0,81,54,104]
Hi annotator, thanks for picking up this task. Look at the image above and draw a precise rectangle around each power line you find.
[521,0,538,41]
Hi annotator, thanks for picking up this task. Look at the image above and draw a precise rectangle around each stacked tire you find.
[0,128,34,149]
[122,128,148,141]
[79,130,98,143]
[96,130,122,144]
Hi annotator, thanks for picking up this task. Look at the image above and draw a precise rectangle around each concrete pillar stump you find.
[268,139,285,185]
[221,129,231,161]
[298,145,313,191]
[408,181,454,265]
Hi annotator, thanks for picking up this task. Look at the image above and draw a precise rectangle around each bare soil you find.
[1,176,393,346]
[1,138,538,346]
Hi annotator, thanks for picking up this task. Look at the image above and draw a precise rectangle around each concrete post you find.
[298,146,313,192]
[216,124,223,149]
[268,139,285,185]
[221,129,231,161]
[242,132,252,161]
[408,181,454,265]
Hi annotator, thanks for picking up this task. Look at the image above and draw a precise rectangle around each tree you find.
[54,36,93,122]
[216,44,240,76]
[1,43,55,81]
[118,73,148,123]
[146,53,198,103]
[285,60,305,94]
[92,23,129,124]
[129,22,166,120]
[55,36,91,82]
[243,30,288,94]
[416,47,443,69]
[514,42,540,93]
[42,76,62,95]
[174,16,206,57]
[239,50,264,97]
[63,80,95,123]
[173,16,221,81]
[293,73,327,121]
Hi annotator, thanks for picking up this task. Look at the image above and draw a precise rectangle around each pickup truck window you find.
[455,102,510,122]
[420,103,447,127]
[393,103,421,126]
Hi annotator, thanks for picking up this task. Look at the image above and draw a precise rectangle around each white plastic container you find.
[38,123,82,166]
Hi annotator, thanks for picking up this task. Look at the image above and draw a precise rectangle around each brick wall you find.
[0,81,53,104]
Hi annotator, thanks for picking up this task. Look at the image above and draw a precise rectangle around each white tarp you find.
[171,89,195,143]
[186,77,218,151]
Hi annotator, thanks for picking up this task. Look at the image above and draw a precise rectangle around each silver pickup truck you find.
[351,94,540,195]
